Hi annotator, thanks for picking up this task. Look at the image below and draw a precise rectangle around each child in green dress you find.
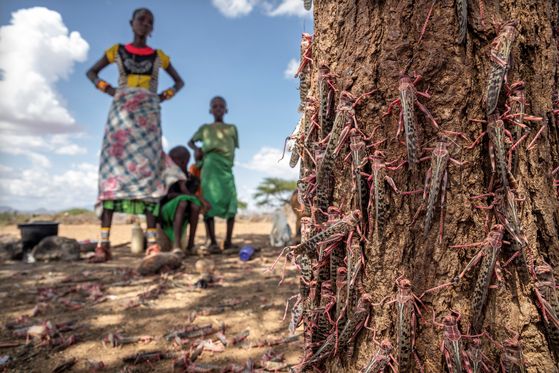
[188,97,239,254]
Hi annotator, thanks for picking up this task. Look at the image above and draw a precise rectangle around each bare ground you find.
[0,221,302,372]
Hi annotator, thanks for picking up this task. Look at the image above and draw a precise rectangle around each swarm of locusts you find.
[276,2,558,371]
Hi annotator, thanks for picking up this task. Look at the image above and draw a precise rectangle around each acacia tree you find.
[253,177,297,207]
[302,0,559,371]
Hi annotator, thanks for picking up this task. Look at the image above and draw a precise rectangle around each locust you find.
[408,133,469,243]
[374,272,428,373]
[450,224,506,333]
[505,82,544,174]
[318,62,339,140]
[295,33,313,113]
[470,180,533,284]
[534,259,559,357]
[313,280,336,348]
[297,217,313,300]
[343,128,377,217]
[298,293,373,369]
[468,109,534,192]
[297,142,326,217]
[418,0,484,44]
[286,95,319,170]
[464,336,496,373]
[383,71,441,170]
[344,236,365,356]
[316,91,375,222]
[359,150,407,238]
[335,267,348,335]
[267,209,363,284]
[485,327,528,373]
[299,96,321,214]
[484,19,518,115]
[288,115,304,169]
[432,309,475,373]
[455,0,468,43]
[359,329,398,373]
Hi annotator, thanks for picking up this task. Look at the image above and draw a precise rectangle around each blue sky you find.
[0,0,313,211]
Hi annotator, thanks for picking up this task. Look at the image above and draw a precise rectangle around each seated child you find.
[159,146,211,254]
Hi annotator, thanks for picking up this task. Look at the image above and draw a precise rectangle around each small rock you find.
[0,237,23,261]
[195,259,215,274]
[135,252,182,276]
[30,236,79,261]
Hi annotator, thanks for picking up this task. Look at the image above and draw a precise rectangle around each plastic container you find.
[239,245,255,262]
[131,223,144,254]
[18,221,59,246]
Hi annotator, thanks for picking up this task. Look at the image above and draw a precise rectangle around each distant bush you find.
[60,208,93,216]
[0,212,32,227]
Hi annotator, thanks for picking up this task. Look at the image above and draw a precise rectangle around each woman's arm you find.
[86,55,116,97]
[159,62,184,103]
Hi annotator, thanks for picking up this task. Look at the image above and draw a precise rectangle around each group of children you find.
[162,96,240,256]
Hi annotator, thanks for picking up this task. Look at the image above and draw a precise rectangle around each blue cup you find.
[239,246,255,261]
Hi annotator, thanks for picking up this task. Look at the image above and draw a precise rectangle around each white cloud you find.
[0,164,14,174]
[237,146,299,179]
[0,7,89,136]
[284,58,299,79]
[0,133,87,164]
[212,0,312,18]
[55,144,87,155]
[265,0,312,17]
[0,162,98,210]
[162,136,170,152]
[212,0,257,18]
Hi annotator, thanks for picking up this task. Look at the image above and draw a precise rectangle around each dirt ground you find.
[0,221,303,372]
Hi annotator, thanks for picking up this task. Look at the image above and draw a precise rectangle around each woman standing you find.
[86,8,184,262]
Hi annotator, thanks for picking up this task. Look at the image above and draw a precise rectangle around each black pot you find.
[18,221,59,247]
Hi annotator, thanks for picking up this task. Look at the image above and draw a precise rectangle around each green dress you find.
[192,122,239,220]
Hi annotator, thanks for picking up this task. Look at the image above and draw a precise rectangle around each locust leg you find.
[418,0,437,44]
[465,131,488,149]
[438,169,448,244]
[395,110,405,143]
[384,99,401,116]
[385,176,401,193]
[452,243,487,282]
[415,99,440,130]
[527,120,547,151]
[333,126,351,157]
[410,167,432,226]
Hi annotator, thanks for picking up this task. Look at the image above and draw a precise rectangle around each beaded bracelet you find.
[93,78,110,93]
[162,87,177,100]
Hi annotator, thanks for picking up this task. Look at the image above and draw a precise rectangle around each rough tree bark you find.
[304,0,559,371]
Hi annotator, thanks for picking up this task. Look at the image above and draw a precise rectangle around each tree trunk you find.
[301,0,559,371]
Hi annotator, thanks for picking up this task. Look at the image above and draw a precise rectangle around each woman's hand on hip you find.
[106,86,116,97]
